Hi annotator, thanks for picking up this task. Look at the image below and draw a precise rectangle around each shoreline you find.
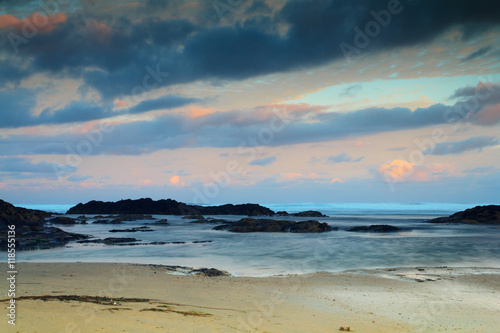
[1,262,499,332]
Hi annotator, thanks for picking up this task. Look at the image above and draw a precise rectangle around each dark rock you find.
[183,215,205,220]
[190,218,228,224]
[346,225,406,232]
[192,268,230,277]
[428,205,500,225]
[290,210,327,217]
[92,219,113,224]
[0,199,88,250]
[78,237,139,244]
[192,240,213,244]
[77,215,87,219]
[67,198,274,216]
[49,216,77,224]
[109,226,154,233]
[213,218,332,233]
[275,211,290,216]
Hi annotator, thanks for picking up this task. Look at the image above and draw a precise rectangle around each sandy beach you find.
[1,263,499,332]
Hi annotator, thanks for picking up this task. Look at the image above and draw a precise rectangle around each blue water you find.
[15,203,500,276]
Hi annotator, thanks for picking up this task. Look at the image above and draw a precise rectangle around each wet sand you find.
[1,263,499,332]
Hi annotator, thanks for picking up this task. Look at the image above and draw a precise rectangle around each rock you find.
[275,211,290,216]
[67,198,275,216]
[109,226,154,233]
[290,210,327,217]
[92,219,113,224]
[191,268,231,277]
[0,199,88,250]
[346,225,407,232]
[428,205,500,225]
[49,216,78,224]
[190,218,228,224]
[78,237,139,244]
[213,218,332,233]
[183,215,205,220]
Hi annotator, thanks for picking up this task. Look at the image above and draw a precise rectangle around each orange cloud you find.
[379,159,453,183]
[0,14,20,29]
[187,107,215,118]
[281,173,318,181]
[330,178,345,184]
[170,175,185,186]
[137,179,153,186]
[113,99,129,109]
[86,19,111,43]
[0,12,66,34]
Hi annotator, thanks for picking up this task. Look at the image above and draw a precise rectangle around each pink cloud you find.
[476,103,500,125]
[330,178,345,184]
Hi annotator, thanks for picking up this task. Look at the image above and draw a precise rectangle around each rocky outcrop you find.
[67,198,274,216]
[346,225,407,232]
[78,237,139,244]
[49,216,78,224]
[213,218,332,233]
[191,268,231,277]
[109,226,154,233]
[275,210,327,217]
[0,199,88,250]
[428,205,500,225]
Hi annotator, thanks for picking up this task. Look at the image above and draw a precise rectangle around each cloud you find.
[327,153,363,163]
[340,84,362,97]
[0,156,76,180]
[0,91,200,128]
[378,159,453,183]
[2,1,500,99]
[449,82,500,99]
[128,95,200,114]
[387,146,406,151]
[67,175,92,182]
[249,156,276,166]
[423,136,498,155]
[461,46,492,62]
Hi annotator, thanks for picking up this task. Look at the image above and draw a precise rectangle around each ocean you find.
[14,202,500,276]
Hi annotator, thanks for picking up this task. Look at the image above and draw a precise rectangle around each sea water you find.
[15,203,500,276]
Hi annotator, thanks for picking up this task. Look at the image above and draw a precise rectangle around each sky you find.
[0,0,499,205]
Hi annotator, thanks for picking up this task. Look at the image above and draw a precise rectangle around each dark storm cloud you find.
[2,0,500,99]
[423,136,498,155]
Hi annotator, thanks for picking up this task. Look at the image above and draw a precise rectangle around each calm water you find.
[16,203,500,276]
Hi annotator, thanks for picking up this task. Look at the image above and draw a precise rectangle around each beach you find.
[2,263,499,332]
